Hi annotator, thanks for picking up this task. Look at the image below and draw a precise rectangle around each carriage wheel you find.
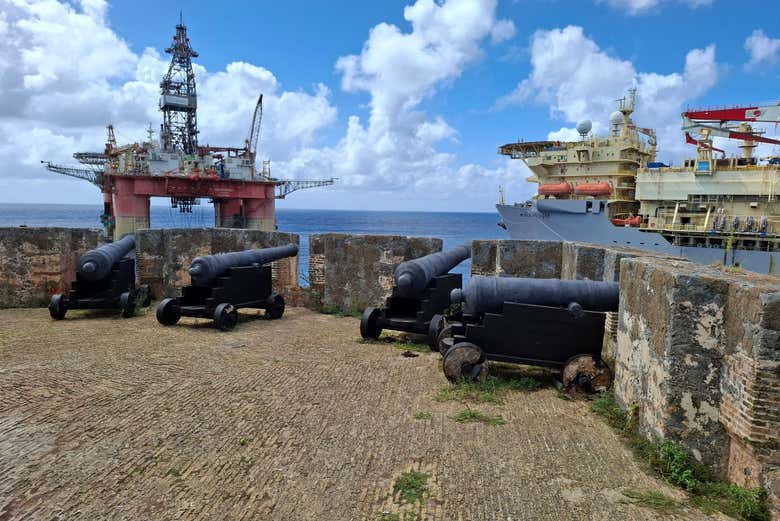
[214,303,239,331]
[437,324,454,356]
[49,294,68,320]
[119,292,135,318]
[360,307,382,340]
[443,342,488,382]
[561,354,612,394]
[265,293,285,320]
[156,298,181,326]
[427,314,445,350]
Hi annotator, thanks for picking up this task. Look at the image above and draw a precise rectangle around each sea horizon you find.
[0,202,507,284]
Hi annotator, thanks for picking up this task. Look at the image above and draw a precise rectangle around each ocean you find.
[0,203,508,284]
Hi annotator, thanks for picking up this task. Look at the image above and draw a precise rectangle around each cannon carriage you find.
[360,246,470,347]
[49,235,150,319]
[438,275,619,392]
[156,244,298,331]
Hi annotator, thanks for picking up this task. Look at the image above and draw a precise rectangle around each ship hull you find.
[496,200,779,275]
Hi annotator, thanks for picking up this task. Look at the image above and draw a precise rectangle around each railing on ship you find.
[645,215,778,236]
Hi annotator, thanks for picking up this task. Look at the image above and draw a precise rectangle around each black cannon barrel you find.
[394,245,471,298]
[78,234,135,281]
[188,243,298,286]
[451,275,619,314]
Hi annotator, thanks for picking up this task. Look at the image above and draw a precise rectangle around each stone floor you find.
[0,307,724,520]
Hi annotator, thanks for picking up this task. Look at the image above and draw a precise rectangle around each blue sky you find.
[3,0,780,211]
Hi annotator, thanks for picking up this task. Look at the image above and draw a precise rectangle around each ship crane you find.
[682,104,780,146]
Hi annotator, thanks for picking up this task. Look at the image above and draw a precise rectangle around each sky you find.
[2,0,780,212]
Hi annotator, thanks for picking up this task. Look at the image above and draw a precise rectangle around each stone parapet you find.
[614,256,780,515]
[0,227,100,308]
[471,240,562,278]
[308,233,442,313]
[136,228,299,298]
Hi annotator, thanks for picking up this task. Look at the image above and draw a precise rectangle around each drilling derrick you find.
[160,18,199,154]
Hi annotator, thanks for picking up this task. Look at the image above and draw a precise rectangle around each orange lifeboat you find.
[611,215,642,227]
[538,182,573,196]
[573,182,611,196]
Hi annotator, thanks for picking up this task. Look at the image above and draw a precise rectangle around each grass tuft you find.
[452,409,506,426]
[413,411,433,420]
[434,374,540,405]
[392,471,430,504]
[591,392,770,521]
[622,489,680,512]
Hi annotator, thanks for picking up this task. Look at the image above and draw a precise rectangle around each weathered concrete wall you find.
[471,240,562,278]
[136,228,299,298]
[0,227,100,308]
[614,257,780,514]
[308,234,442,313]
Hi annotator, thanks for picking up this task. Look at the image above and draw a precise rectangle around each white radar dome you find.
[576,120,592,135]
[610,111,624,124]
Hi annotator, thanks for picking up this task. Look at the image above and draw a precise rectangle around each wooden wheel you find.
[360,307,382,340]
[48,294,67,320]
[265,293,285,320]
[443,342,488,382]
[437,325,454,356]
[214,303,238,331]
[561,354,612,393]
[119,292,135,318]
[156,298,181,326]
[427,314,445,349]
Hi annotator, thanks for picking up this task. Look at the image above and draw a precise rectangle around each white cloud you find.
[497,26,720,162]
[0,0,336,191]
[744,29,780,70]
[273,0,524,208]
[596,0,712,15]
[1,0,525,211]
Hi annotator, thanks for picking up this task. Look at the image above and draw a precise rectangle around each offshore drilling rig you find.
[44,18,334,239]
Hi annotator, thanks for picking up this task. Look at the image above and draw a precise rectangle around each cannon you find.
[156,243,298,331]
[49,234,149,319]
[439,275,619,392]
[360,245,470,347]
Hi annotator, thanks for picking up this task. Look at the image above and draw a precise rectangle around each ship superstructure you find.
[496,89,780,274]
[499,89,656,221]
[44,19,334,239]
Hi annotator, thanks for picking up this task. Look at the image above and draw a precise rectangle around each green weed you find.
[392,471,430,504]
[622,489,680,512]
[434,374,540,405]
[413,411,433,420]
[452,409,506,426]
[591,392,770,521]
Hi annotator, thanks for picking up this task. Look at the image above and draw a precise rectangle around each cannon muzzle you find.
[188,243,298,286]
[451,275,619,315]
[393,245,471,298]
[77,234,136,281]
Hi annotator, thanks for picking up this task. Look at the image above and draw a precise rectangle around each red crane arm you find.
[684,104,780,123]
[684,132,725,154]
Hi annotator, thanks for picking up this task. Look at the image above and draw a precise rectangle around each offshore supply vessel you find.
[496,89,780,274]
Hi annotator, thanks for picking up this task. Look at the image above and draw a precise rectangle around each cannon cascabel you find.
[450,275,619,315]
[188,243,298,286]
[394,245,471,298]
[77,234,136,281]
